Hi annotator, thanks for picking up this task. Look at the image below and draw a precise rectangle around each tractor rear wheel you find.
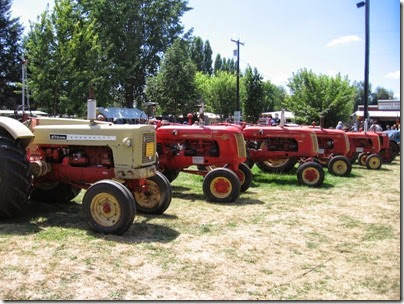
[349,152,358,164]
[30,183,81,203]
[82,180,135,234]
[133,172,172,214]
[328,155,352,177]
[358,152,368,166]
[256,157,297,173]
[366,154,382,170]
[379,148,397,164]
[297,162,324,187]
[203,168,240,203]
[161,169,180,183]
[244,158,255,169]
[237,163,253,192]
[0,130,32,218]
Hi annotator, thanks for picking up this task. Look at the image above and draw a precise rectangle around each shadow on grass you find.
[352,165,392,172]
[253,175,335,189]
[0,199,179,243]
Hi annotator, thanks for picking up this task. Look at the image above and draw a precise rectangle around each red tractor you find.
[304,126,352,177]
[155,123,252,203]
[345,131,382,169]
[376,131,397,163]
[242,125,325,187]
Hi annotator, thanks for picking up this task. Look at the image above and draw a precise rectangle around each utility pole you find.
[356,0,370,131]
[231,38,244,123]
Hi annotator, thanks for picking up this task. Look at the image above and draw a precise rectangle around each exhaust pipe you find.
[87,84,96,123]
[280,109,285,127]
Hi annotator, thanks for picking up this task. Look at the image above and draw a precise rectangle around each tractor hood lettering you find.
[49,134,117,141]
[182,134,213,139]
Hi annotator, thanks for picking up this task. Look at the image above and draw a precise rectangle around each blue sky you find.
[11,0,401,98]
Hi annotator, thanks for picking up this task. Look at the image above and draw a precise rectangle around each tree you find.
[88,0,190,108]
[213,54,222,74]
[189,36,204,72]
[285,69,355,127]
[202,40,213,75]
[262,81,287,112]
[371,86,394,104]
[0,0,23,109]
[25,0,105,116]
[195,71,238,120]
[145,39,198,117]
[243,66,264,123]
[353,81,372,110]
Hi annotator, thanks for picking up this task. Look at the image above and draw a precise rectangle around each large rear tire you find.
[160,169,180,183]
[297,162,324,187]
[0,130,32,218]
[133,172,172,214]
[328,155,352,177]
[203,168,240,203]
[30,183,81,203]
[82,180,135,235]
[256,157,297,173]
[379,148,397,164]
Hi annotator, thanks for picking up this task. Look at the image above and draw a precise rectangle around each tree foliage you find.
[243,66,264,123]
[0,0,23,109]
[145,39,197,117]
[87,0,190,108]
[262,81,287,112]
[188,36,213,75]
[25,0,104,116]
[353,81,395,110]
[285,69,355,127]
[195,71,240,120]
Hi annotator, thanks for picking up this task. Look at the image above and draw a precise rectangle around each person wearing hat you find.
[336,121,343,130]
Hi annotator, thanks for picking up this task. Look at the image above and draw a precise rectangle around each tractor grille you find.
[142,132,155,164]
[310,133,319,153]
[234,133,247,158]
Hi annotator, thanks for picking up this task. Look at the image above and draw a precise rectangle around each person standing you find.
[336,121,343,130]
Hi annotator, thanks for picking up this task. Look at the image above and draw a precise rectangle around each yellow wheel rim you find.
[90,193,121,227]
[301,167,320,185]
[210,176,232,199]
[368,156,381,169]
[359,155,368,166]
[134,180,161,208]
[332,160,348,175]
[263,158,289,168]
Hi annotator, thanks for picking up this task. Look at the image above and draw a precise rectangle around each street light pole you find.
[231,39,244,123]
[357,0,370,131]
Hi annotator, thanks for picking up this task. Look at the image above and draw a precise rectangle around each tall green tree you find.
[0,0,23,109]
[195,70,238,120]
[371,86,394,104]
[88,0,190,108]
[243,66,264,123]
[145,39,198,117]
[202,40,213,75]
[285,69,355,127]
[213,54,222,74]
[262,81,287,112]
[353,81,373,110]
[189,36,204,72]
[25,0,104,116]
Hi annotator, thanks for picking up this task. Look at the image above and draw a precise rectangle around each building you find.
[352,99,400,130]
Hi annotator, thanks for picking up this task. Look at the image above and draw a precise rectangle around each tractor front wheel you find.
[236,163,253,192]
[297,162,324,187]
[0,129,32,218]
[30,183,81,203]
[358,152,368,166]
[82,180,135,235]
[203,168,240,203]
[366,154,382,170]
[328,156,352,177]
[133,172,172,214]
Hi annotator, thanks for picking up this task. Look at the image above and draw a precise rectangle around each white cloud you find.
[326,35,361,48]
[384,71,400,79]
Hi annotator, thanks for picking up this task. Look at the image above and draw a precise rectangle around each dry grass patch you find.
[0,157,400,300]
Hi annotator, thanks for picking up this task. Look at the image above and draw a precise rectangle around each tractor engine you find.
[262,138,298,152]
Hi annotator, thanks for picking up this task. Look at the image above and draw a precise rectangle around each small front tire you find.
[328,156,352,177]
[297,162,324,187]
[203,168,240,203]
[358,152,368,166]
[133,172,172,214]
[366,153,382,170]
[82,180,135,235]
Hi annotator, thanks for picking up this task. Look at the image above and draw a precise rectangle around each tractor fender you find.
[0,116,34,149]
